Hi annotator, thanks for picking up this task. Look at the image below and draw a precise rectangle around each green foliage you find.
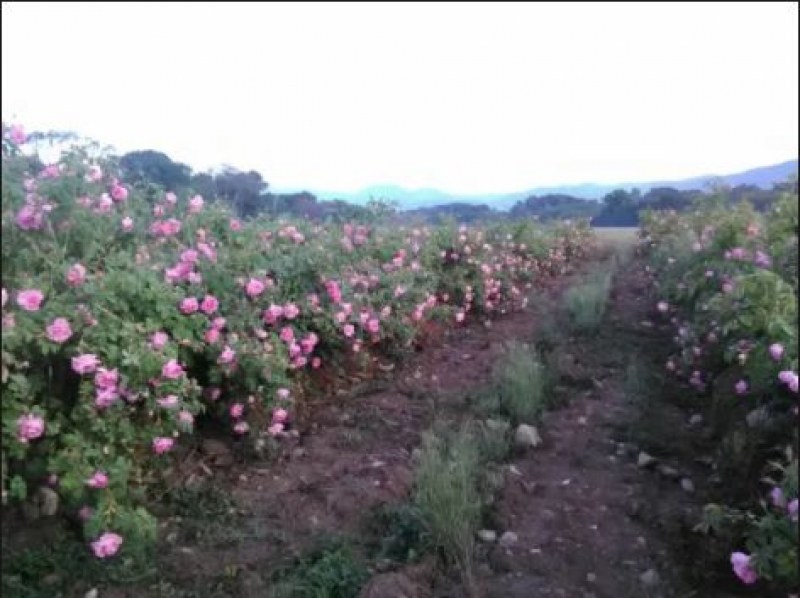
[269,541,369,598]
[370,502,431,564]
[640,189,799,591]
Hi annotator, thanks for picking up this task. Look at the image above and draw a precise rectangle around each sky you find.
[2,2,798,194]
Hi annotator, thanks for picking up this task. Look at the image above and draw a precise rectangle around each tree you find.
[119,150,192,190]
[213,168,269,218]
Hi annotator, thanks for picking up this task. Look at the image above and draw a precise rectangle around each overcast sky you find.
[2,2,797,193]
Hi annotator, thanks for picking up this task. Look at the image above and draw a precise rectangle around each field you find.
[1,127,797,598]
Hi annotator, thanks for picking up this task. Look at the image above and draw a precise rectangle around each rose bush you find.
[638,191,798,592]
[1,122,594,562]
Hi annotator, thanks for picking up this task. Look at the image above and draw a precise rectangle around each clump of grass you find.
[413,426,482,591]
[166,482,243,547]
[270,539,369,598]
[475,418,511,463]
[369,502,431,564]
[487,341,551,424]
[566,268,613,333]
[623,356,651,405]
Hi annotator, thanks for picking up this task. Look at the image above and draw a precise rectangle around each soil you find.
[4,249,756,598]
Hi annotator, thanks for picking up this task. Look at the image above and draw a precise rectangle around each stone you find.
[688,413,703,426]
[657,465,680,480]
[499,531,519,548]
[477,529,498,543]
[681,478,695,493]
[515,424,543,449]
[639,569,660,587]
[85,589,99,598]
[637,452,657,468]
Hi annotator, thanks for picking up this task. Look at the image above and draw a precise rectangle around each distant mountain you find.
[276,159,798,211]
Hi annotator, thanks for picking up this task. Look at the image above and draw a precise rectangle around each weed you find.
[269,539,369,598]
[165,483,243,547]
[369,502,430,564]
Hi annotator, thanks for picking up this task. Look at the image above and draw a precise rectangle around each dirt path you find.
[437,254,744,598]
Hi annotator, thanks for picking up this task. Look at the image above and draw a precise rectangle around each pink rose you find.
[15,204,44,230]
[72,353,101,375]
[200,295,219,315]
[66,263,87,286]
[366,318,380,334]
[768,343,784,362]
[150,331,169,350]
[178,410,194,427]
[279,326,295,343]
[311,357,322,369]
[152,437,174,454]
[217,346,236,365]
[121,216,134,232]
[111,183,128,202]
[205,327,221,344]
[17,289,44,311]
[161,359,185,379]
[180,297,199,315]
[188,194,204,213]
[95,387,119,409]
[233,421,250,435]
[276,388,290,401]
[46,318,72,343]
[230,403,244,418]
[17,413,45,443]
[212,317,226,329]
[8,123,26,145]
[157,395,180,409]
[284,302,300,319]
[268,422,284,436]
[325,280,342,303]
[730,552,757,585]
[246,278,265,298]
[229,218,241,231]
[272,408,288,424]
[95,367,119,389]
[1,287,6,308]
[86,471,109,489]
[91,532,123,558]
[343,324,355,338]
[165,192,177,204]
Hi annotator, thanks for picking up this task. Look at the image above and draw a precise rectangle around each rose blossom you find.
[17,289,44,311]
[46,318,72,343]
[91,532,123,558]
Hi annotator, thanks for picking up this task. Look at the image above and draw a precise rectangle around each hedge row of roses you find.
[1,123,595,561]
[637,193,798,593]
